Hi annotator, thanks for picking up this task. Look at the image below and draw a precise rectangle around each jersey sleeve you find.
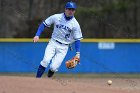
[73,22,83,40]
[43,15,55,27]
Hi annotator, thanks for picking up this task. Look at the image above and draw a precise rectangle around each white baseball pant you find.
[40,39,69,72]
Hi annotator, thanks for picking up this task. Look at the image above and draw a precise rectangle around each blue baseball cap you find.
[65,1,77,9]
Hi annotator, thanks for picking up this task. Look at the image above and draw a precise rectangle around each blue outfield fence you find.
[0,38,140,73]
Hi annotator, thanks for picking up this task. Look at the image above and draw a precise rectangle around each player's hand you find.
[75,52,80,64]
[75,52,80,58]
[33,36,39,43]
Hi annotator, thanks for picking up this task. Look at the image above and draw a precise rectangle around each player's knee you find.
[40,57,51,67]
[43,56,51,62]
[40,60,49,68]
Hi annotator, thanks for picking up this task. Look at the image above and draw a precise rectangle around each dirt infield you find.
[0,76,140,93]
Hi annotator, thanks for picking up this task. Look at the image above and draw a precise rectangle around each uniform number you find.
[65,34,70,39]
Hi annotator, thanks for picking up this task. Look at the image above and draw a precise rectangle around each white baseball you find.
[107,80,112,85]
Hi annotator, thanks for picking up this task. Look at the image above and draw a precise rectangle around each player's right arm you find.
[33,15,55,42]
[33,23,46,42]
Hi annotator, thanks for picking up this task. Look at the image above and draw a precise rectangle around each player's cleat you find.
[36,64,46,78]
[47,69,54,78]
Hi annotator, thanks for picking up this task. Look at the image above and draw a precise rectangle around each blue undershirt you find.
[75,40,80,52]
[35,23,46,36]
[64,13,73,21]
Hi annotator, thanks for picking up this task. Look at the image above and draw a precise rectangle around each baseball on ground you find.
[107,80,112,85]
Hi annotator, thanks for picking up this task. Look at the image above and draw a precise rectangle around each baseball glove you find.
[66,57,80,69]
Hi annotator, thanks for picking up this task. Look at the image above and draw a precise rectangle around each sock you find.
[36,64,46,78]
[47,69,54,78]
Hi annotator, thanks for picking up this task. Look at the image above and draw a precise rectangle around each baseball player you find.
[33,1,83,78]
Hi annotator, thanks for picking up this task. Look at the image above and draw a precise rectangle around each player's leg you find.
[47,44,69,78]
[36,64,46,78]
[36,40,56,78]
[47,69,55,78]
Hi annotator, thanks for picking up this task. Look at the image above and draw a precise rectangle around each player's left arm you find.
[75,40,80,58]
[65,21,82,69]
[73,22,83,60]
